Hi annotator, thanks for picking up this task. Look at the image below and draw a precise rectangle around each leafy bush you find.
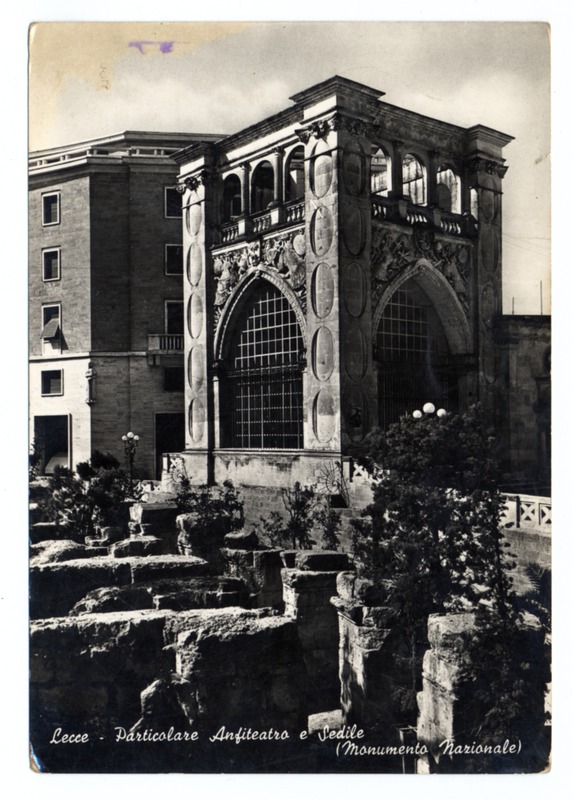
[253,480,341,551]
[168,457,243,535]
[44,456,132,540]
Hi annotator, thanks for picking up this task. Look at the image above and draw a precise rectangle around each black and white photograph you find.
[25,16,555,779]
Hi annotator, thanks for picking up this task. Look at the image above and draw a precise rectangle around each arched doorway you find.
[375,278,458,427]
[220,281,304,449]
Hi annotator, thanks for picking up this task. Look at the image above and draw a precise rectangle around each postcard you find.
[28,20,551,775]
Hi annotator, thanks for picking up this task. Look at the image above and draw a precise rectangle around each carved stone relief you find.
[371,226,471,315]
[212,229,306,326]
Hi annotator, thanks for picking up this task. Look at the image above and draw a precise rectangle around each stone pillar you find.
[416,612,476,772]
[238,161,251,222]
[282,550,353,713]
[301,114,378,457]
[464,127,513,424]
[332,572,397,734]
[179,157,216,483]
[427,150,439,208]
[271,147,284,206]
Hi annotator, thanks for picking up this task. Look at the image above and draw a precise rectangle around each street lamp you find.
[412,403,447,419]
[121,431,139,493]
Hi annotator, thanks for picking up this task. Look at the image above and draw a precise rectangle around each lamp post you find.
[121,431,139,494]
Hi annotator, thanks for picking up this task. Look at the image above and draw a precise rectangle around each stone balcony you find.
[147,334,184,366]
[371,195,477,238]
[218,195,475,247]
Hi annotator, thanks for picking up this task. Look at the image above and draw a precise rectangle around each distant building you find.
[29,131,219,478]
[498,315,551,495]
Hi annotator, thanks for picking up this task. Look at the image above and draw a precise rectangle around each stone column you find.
[390,139,404,198]
[427,150,439,208]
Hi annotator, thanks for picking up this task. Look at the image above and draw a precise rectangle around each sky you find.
[28,20,551,315]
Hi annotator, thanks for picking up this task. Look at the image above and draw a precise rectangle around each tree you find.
[351,405,519,720]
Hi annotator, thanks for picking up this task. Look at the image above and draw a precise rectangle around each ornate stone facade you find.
[171,76,513,488]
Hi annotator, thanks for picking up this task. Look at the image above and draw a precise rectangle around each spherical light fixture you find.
[436,408,447,418]
[412,410,423,419]
[423,402,436,414]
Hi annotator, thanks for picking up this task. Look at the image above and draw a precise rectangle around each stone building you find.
[172,76,514,489]
[30,77,547,494]
[29,131,219,478]
[498,315,551,495]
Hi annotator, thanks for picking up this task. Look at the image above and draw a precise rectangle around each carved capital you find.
[468,157,508,179]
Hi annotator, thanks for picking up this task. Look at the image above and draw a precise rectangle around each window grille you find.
[376,286,455,427]
[222,284,304,449]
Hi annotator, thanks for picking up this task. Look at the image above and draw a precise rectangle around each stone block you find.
[30,539,91,565]
[110,535,163,558]
[295,550,351,571]
[224,530,260,550]
[427,612,476,652]
[29,522,60,544]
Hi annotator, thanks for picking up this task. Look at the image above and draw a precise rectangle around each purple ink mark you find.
[129,41,175,54]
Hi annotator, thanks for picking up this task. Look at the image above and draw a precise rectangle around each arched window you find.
[222,174,242,221]
[371,145,391,196]
[221,282,304,449]
[402,153,427,205]
[376,280,456,428]
[436,167,461,213]
[285,146,305,202]
[251,161,275,213]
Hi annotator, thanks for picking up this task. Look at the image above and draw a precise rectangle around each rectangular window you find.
[165,244,183,275]
[42,248,61,281]
[42,193,60,226]
[41,370,63,396]
[165,187,182,218]
[163,366,185,392]
[42,304,61,338]
[165,301,184,335]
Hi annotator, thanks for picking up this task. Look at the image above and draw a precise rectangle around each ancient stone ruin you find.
[29,487,550,774]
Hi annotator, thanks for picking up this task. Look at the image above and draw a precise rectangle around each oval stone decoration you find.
[310,207,334,257]
[311,262,335,319]
[343,262,366,318]
[343,142,365,197]
[312,326,334,382]
[187,347,204,391]
[345,326,368,381]
[345,388,368,442]
[311,154,334,198]
[187,292,204,339]
[480,177,497,223]
[312,390,336,444]
[186,244,203,287]
[481,282,497,330]
[342,205,365,256]
[188,203,202,236]
[188,398,206,442]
